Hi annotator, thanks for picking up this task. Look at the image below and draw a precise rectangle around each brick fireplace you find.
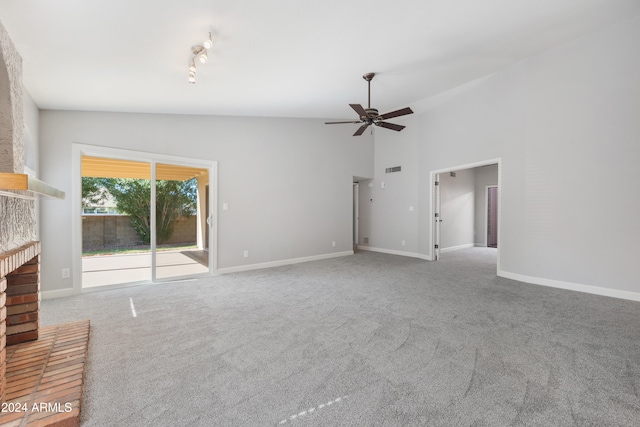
[0,241,41,400]
[1,18,91,426]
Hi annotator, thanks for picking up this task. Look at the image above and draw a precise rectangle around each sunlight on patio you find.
[82,249,208,287]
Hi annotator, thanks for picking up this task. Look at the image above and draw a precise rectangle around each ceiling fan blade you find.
[353,124,370,136]
[349,104,368,117]
[376,121,406,131]
[325,120,362,125]
[378,107,414,120]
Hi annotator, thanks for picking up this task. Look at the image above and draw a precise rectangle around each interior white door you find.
[434,173,441,260]
[353,183,359,250]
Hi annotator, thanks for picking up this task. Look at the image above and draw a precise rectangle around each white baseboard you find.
[474,243,487,247]
[498,269,640,302]
[441,243,475,253]
[357,246,432,261]
[41,288,75,300]
[217,251,354,275]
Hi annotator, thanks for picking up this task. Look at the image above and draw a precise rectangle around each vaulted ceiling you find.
[1,0,639,119]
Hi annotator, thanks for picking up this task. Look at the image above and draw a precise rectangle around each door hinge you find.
[434,244,439,249]
[434,181,439,186]
[435,213,439,217]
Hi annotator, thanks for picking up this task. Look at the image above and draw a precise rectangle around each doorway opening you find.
[431,159,501,271]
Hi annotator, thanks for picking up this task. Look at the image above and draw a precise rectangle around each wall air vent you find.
[385,166,401,173]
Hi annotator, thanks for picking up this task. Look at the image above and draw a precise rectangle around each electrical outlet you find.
[61,268,71,279]
[332,241,336,247]
[402,240,406,246]
[243,250,249,258]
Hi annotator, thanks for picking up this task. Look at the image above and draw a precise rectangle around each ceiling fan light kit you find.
[188,32,214,84]
[325,72,413,136]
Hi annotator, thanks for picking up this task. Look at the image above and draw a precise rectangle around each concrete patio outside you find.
[82,249,209,287]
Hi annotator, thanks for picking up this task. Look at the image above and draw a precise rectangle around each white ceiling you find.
[1,0,639,119]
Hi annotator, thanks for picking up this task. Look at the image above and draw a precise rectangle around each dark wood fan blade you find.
[350,104,368,117]
[353,124,370,136]
[325,121,362,124]
[376,121,405,131]
[378,107,413,120]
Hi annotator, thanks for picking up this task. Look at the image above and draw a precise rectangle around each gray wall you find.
[439,169,475,251]
[360,16,640,295]
[358,120,419,252]
[31,15,640,298]
[39,111,373,292]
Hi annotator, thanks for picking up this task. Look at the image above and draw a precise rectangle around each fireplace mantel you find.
[0,173,65,200]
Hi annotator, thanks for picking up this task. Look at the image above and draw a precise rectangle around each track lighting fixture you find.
[187,32,214,84]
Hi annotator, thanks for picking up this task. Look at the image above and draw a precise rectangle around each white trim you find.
[150,159,157,282]
[357,246,432,261]
[217,251,354,275]
[71,144,83,294]
[440,243,474,253]
[498,269,640,302]
[41,288,75,300]
[474,243,488,247]
[209,162,218,273]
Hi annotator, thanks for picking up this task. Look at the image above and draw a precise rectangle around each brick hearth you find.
[0,320,90,427]
[0,242,42,402]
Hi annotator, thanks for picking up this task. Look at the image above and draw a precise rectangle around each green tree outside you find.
[82,177,197,244]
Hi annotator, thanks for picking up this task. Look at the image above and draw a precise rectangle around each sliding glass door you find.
[81,157,153,288]
[153,163,210,280]
[78,149,215,289]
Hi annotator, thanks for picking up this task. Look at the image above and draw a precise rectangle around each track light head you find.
[203,32,213,50]
[198,50,208,64]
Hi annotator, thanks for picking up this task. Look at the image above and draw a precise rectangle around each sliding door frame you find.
[71,143,218,294]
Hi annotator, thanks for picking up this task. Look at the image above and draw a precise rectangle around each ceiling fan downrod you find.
[363,72,375,109]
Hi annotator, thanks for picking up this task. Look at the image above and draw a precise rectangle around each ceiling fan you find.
[325,73,413,136]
